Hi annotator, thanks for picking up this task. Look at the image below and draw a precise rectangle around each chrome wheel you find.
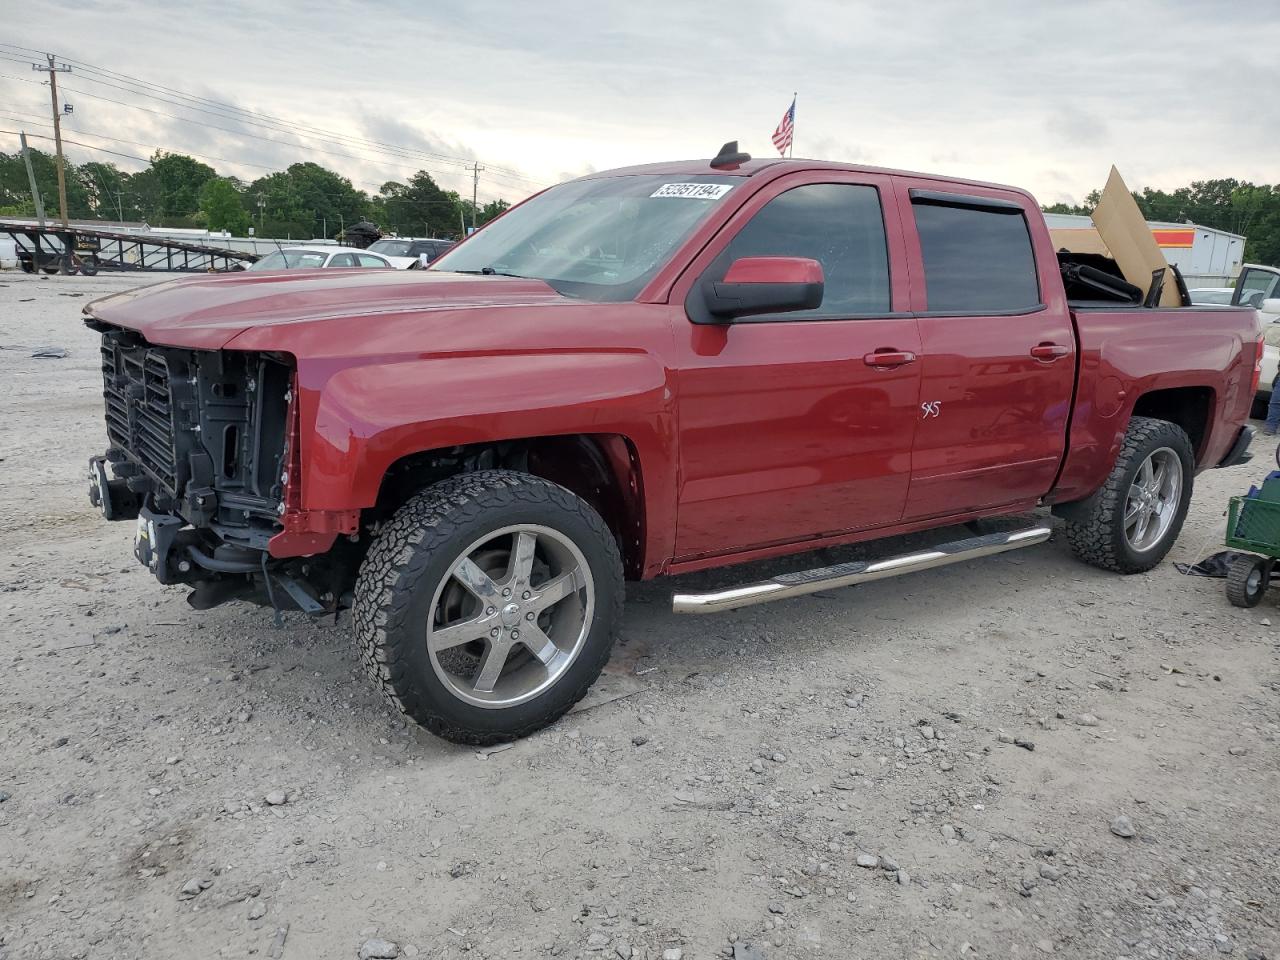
[1123,447,1183,552]
[426,524,594,709]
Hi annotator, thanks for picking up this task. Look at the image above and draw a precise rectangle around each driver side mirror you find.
[700,257,824,322]
[1261,298,1280,316]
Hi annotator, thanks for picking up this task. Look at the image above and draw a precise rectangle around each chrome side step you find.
[671,526,1052,614]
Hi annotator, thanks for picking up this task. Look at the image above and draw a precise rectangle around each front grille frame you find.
[101,336,191,496]
[94,324,291,540]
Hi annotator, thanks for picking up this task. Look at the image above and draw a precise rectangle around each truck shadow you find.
[608,511,1072,674]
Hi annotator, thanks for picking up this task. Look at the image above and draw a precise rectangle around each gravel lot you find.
[1,271,1277,960]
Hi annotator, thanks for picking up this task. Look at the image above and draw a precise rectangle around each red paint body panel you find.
[1047,306,1258,503]
[892,176,1078,520]
[723,256,824,284]
[665,169,919,560]
[84,159,1260,579]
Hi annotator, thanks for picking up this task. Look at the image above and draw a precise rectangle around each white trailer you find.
[1044,213,1245,287]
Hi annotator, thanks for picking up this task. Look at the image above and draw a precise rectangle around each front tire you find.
[1064,416,1195,574]
[353,470,624,745]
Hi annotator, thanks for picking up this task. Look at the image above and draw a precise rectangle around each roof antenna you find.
[710,141,751,170]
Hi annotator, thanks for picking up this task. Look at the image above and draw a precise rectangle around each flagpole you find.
[789,92,796,158]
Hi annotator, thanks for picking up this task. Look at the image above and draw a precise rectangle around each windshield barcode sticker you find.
[650,183,734,200]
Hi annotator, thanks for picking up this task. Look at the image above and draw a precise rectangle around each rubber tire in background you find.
[1226,554,1270,608]
[1064,416,1195,574]
[353,470,624,745]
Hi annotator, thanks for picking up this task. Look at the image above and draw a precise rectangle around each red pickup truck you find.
[84,148,1260,744]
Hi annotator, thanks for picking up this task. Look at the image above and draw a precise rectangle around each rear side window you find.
[912,198,1040,313]
[720,183,891,317]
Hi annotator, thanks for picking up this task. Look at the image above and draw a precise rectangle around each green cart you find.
[1224,472,1280,607]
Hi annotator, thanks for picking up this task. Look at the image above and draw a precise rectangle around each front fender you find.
[297,350,678,566]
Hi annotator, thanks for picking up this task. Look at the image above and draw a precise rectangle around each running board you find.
[671,526,1052,614]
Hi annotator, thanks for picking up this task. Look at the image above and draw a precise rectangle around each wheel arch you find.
[371,433,649,579]
[1129,385,1215,463]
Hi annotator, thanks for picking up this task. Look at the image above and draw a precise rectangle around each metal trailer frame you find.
[1,220,259,275]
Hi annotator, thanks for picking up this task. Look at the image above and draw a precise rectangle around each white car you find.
[366,238,455,269]
[1228,266,1280,412]
[248,245,393,271]
[1193,272,1280,414]
[1188,286,1235,305]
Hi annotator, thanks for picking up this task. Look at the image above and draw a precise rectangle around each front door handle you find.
[863,349,917,368]
[1030,342,1070,361]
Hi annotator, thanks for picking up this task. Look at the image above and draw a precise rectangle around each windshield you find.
[431,174,741,300]
[251,250,328,270]
[369,239,412,257]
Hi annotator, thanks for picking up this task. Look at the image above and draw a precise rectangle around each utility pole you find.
[113,191,125,226]
[32,54,72,228]
[470,162,484,232]
[19,132,46,227]
[257,193,266,234]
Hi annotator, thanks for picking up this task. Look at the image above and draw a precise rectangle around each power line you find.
[54,52,539,182]
[0,45,547,187]
[2,117,282,171]
[3,128,511,211]
[1,128,151,164]
[0,73,483,187]
[1,73,544,198]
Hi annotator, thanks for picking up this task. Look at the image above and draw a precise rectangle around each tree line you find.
[6,149,1277,266]
[0,147,511,240]
[1044,178,1280,266]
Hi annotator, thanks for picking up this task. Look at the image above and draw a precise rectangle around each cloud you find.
[3,0,1279,209]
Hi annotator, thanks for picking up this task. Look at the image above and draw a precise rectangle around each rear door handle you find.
[863,349,917,368]
[1030,342,1070,361]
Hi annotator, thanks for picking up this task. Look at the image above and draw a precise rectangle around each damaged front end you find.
[85,320,341,615]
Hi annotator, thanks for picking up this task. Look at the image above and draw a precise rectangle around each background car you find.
[366,237,455,269]
[249,245,393,271]
[1188,286,1235,305]
[1212,267,1280,414]
[1192,280,1280,416]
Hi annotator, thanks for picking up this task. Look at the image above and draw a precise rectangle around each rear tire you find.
[1226,554,1270,608]
[353,470,623,745]
[1064,417,1195,573]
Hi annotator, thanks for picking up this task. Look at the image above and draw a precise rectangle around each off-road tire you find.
[1063,416,1195,574]
[353,470,624,745]
[1226,554,1270,608]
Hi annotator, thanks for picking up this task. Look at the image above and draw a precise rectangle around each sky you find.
[2,0,1278,209]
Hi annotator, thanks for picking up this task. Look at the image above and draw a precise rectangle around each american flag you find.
[771,97,796,156]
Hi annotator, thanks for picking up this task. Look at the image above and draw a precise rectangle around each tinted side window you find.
[720,183,891,318]
[912,200,1040,312]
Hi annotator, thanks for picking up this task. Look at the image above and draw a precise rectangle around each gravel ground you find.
[1,271,1277,960]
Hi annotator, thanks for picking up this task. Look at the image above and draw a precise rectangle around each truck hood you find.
[83,269,570,350]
